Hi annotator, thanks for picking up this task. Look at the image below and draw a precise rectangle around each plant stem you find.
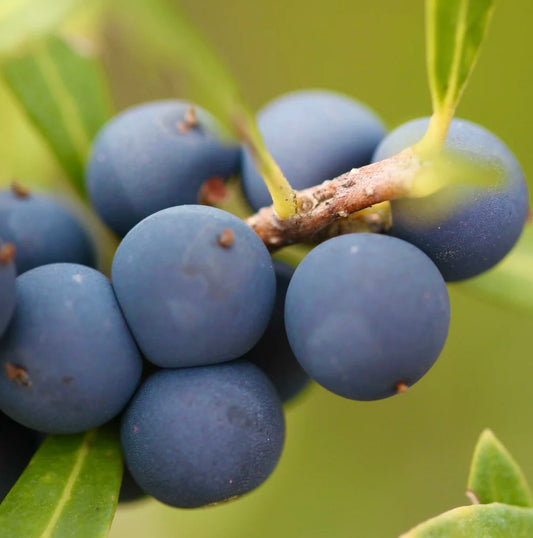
[246,147,422,251]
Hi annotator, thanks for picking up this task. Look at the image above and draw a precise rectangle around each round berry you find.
[111,205,276,368]
[0,264,143,433]
[0,186,95,275]
[121,362,285,508]
[86,100,240,237]
[372,118,530,281]
[285,234,450,401]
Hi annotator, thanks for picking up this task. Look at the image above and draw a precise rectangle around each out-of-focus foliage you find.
[0,0,85,58]
[2,36,113,197]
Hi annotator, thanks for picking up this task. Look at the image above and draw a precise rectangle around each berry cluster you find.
[0,90,529,507]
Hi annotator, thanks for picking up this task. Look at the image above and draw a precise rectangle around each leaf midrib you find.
[39,430,95,538]
[32,43,91,166]
[443,0,469,110]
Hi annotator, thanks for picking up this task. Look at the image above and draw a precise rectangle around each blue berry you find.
[121,362,285,508]
[0,186,95,275]
[284,234,450,401]
[246,262,310,403]
[112,205,276,368]
[372,118,530,281]
[0,240,16,338]
[86,100,240,237]
[119,467,146,504]
[241,89,386,210]
[0,264,143,434]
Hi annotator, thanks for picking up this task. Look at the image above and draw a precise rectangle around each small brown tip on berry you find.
[466,489,481,505]
[217,228,234,248]
[11,181,30,198]
[526,207,532,223]
[178,106,198,132]
[0,242,16,264]
[396,382,409,394]
[4,363,32,388]
[198,177,228,205]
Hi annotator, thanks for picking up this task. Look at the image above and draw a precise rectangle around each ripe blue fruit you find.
[246,261,310,403]
[0,187,95,275]
[112,205,276,368]
[284,234,450,401]
[0,263,143,434]
[0,240,16,338]
[121,362,285,508]
[86,100,240,237]
[119,467,146,504]
[372,118,530,281]
[241,89,386,210]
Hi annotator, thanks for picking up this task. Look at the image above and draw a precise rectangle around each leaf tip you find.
[479,428,497,443]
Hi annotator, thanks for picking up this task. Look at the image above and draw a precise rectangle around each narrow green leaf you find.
[0,425,122,538]
[467,429,533,507]
[111,0,296,217]
[2,35,114,198]
[400,503,533,538]
[420,0,495,151]
[0,0,86,59]
[461,224,533,315]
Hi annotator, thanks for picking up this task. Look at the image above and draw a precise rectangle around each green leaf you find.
[0,0,86,59]
[400,503,533,538]
[110,0,296,217]
[419,0,495,151]
[461,224,533,315]
[2,35,113,198]
[0,425,123,538]
[467,429,533,507]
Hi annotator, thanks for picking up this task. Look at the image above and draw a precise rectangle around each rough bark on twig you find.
[246,148,422,251]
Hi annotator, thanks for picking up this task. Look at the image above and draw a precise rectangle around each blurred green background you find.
[1,1,532,536]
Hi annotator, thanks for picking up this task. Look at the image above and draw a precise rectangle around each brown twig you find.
[245,148,422,251]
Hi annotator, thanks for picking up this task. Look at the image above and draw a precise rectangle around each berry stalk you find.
[246,147,422,250]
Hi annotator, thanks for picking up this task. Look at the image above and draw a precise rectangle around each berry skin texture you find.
[0,264,143,434]
[372,118,530,281]
[246,261,310,403]
[0,240,16,338]
[0,189,95,275]
[284,234,450,401]
[111,205,276,368]
[121,362,285,508]
[241,89,386,211]
[86,100,240,237]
